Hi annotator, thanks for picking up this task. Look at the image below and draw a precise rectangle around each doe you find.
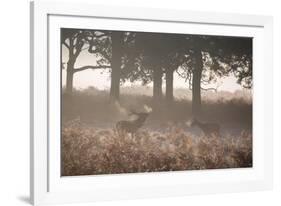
[191,118,221,137]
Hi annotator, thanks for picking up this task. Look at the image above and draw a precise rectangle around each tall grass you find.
[62,120,252,176]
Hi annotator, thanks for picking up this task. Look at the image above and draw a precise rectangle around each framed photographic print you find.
[30,0,273,205]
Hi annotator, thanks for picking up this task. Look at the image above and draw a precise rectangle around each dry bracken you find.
[62,120,252,176]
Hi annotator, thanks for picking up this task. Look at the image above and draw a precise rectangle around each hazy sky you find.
[62,44,244,92]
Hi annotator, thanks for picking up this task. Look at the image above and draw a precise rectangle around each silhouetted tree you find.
[132,32,188,103]
[178,35,252,116]
[133,33,166,101]
[110,32,124,101]
[163,52,188,104]
[63,28,252,114]
[62,29,110,94]
[211,37,252,88]
[87,30,127,101]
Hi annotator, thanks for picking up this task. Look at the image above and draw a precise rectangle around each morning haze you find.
[61,28,252,176]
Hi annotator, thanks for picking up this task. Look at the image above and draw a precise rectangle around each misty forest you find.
[61,28,253,176]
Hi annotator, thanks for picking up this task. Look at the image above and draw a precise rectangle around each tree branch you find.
[201,86,217,92]
[188,75,192,90]
[62,41,70,49]
[85,31,110,39]
[88,45,99,53]
[74,65,111,73]
[95,33,109,38]
[98,50,111,62]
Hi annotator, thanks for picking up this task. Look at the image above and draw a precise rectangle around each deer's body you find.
[191,119,221,137]
[116,112,149,136]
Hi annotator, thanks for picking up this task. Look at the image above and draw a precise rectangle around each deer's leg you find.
[117,129,122,137]
[213,128,220,138]
[116,129,120,137]
[117,128,126,138]
[217,131,221,138]
[116,124,121,137]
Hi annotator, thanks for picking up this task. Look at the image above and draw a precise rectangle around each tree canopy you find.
[61,28,252,113]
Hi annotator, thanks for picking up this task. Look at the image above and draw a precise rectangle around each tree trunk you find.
[166,68,174,104]
[192,49,203,117]
[110,32,123,102]
[153,67,163,102]
[66,60,74,94]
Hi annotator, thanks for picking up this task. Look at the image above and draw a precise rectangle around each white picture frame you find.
[30,0,273,205]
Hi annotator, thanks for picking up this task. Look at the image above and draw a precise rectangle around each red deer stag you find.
[191,118,221,137]
[116,105,152,137]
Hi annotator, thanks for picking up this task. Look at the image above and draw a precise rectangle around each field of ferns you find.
[61,87,252,176]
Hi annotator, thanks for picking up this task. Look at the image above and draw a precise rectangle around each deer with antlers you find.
[191,118,221,137]
[116,105,152,137]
